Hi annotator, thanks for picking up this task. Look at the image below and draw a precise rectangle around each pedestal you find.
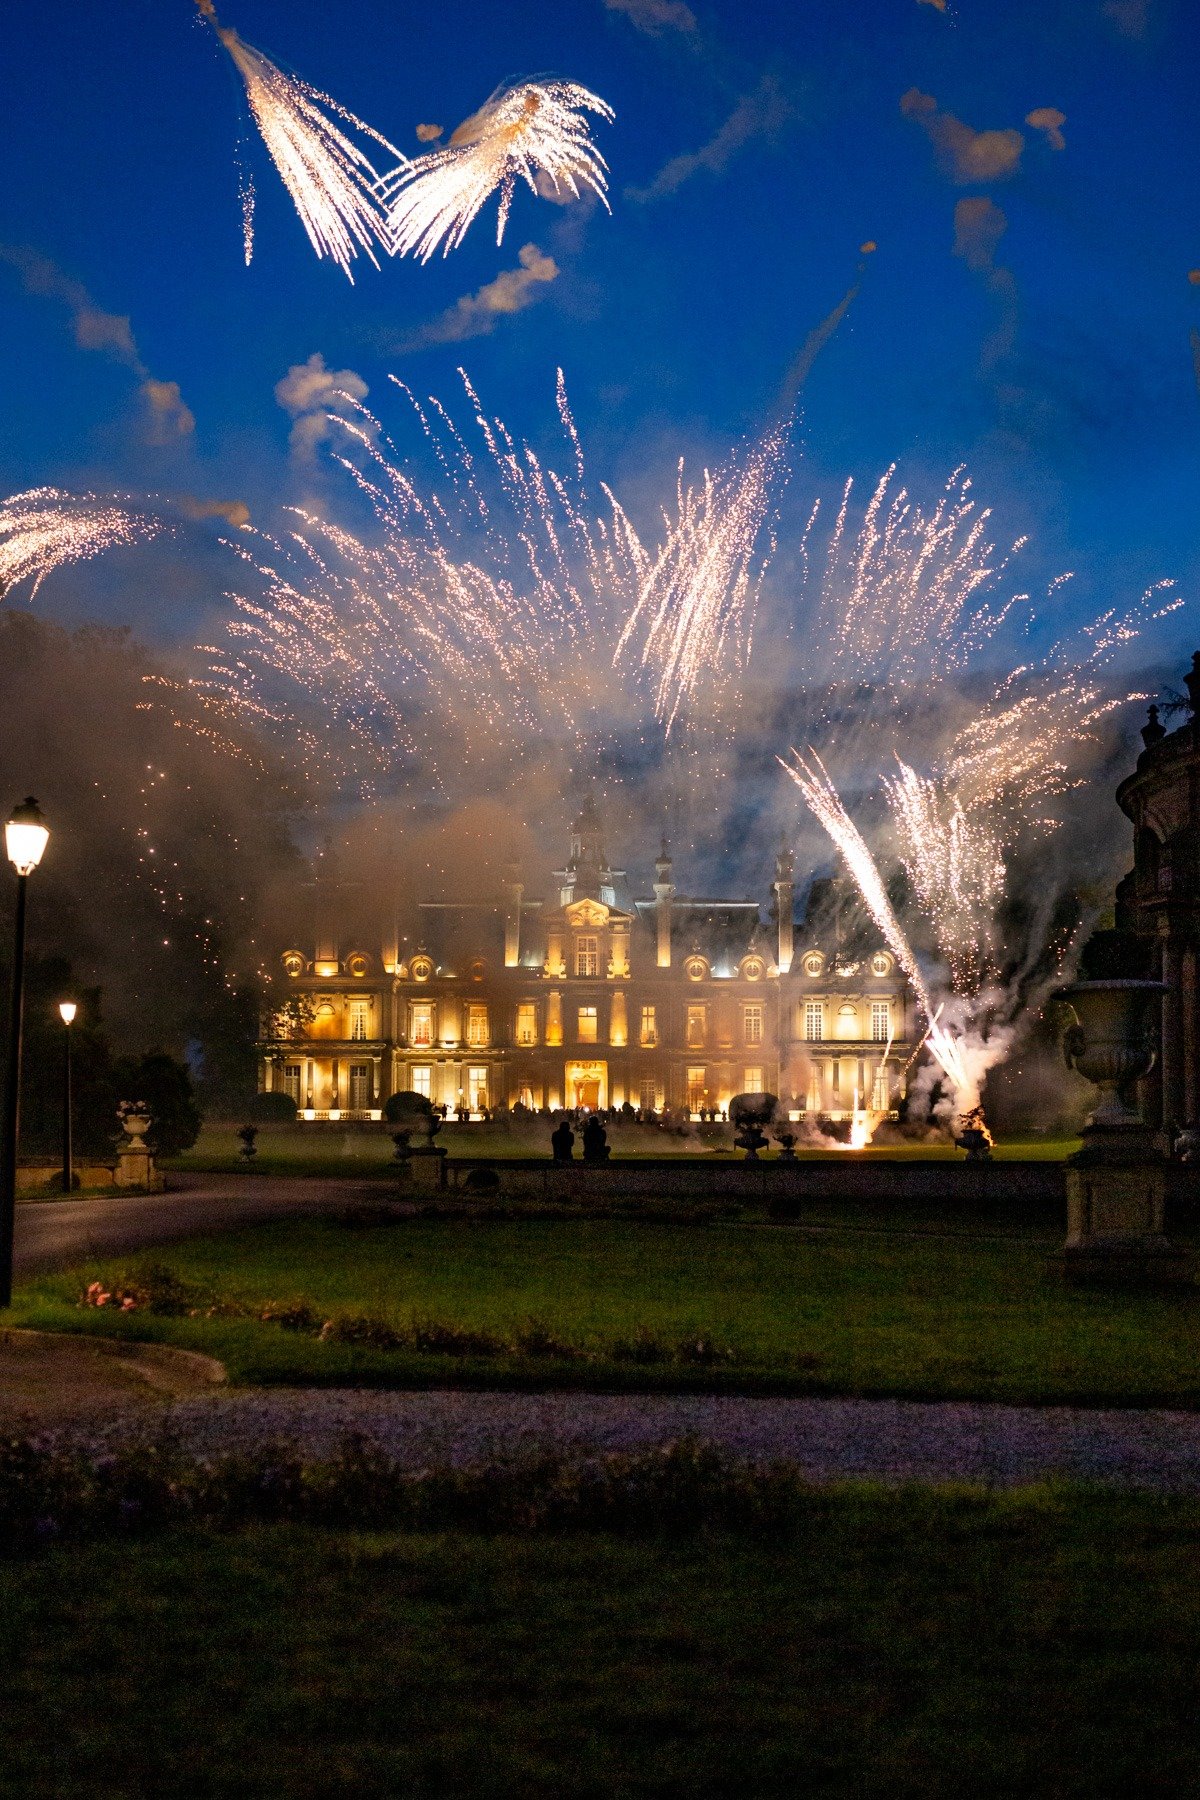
[1062,1150,1192,1287]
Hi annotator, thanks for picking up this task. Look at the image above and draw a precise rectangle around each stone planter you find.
[1058,979,1191,1285]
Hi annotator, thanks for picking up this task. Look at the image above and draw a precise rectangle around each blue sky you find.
[1,0,1197,657]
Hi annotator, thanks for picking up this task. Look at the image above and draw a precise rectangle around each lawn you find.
[15,1213,1200,1406]
[1,1490,1198,1797]
[168,1120,1079,1174]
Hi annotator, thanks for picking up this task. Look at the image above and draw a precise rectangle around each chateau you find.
[260,801,916,1123]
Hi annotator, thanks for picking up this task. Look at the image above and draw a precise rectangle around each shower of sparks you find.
[377,80,613,262]
[883,758,1006,993]
[779,748,931,1013]
[809,464,1025,689]
[0,489,160,599]
[615,421,789,736]
[195,369,778,796]
[196,0,402,280]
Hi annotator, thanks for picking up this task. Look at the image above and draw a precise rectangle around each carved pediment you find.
[564,898,612,928]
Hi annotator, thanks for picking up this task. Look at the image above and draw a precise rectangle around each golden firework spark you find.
[0,489,159,599]
[197,0,401,280]
[378,80,613,262]
[616,424,788,736]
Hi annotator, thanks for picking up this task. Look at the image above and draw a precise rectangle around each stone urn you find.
[1057,979,1190,1285]
[119,1108,152,1151]
[1059,979,1166,1144]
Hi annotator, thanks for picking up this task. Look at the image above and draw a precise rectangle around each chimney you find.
[654,837,674,969]
[774,840,794,973]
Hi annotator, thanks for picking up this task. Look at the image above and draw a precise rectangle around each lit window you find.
[743,1067,763,1094]
[687,1067,706,1111]
[411,1066,432,1099]
[578,1005,598,1044]
[466,1003,489,1047]
[410,956,433,982]
[410,1003,433,1048]
[837,1003,859,1040]
[282,952,304,978]
[686,1004,706,1048]
[871,952,892,978]
[349,1000,369,1041]
[468,1067,488,1112]
[807,1061,823,1111]
[871,1001,890,1042]
[281,1064,301,1103]
[516,1002,537,1047]
[742,956,764,981]
[575,935,599,977]
[640,1004,657,1047]
[804,1001,824,1042]
[873,1064,890,1109]
[803,952,823,977]
[743,1003,763,1045]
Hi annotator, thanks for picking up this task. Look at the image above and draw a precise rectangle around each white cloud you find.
[274,352,370,458]
[602,0,697,34]
[627,76,795,203]
[404,244,559,348]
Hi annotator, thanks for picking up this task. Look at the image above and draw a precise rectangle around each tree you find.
[111,1051,201,1157]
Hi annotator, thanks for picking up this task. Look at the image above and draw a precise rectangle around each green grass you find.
[1,1491,1199,1797]
[14,1213,1200,1406]
[168,1120,1080,1173]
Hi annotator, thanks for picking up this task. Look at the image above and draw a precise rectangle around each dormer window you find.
[282,951,304,978]
[803,952,824,978]
[870,952,893,978]
[410,955,433,983]
[575,935,599,977]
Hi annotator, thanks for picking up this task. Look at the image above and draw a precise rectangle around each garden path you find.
[42,1385,1200,1492]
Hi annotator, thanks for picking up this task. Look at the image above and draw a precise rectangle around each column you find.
[1160,936,1184,1133]
[609,990,627,1047]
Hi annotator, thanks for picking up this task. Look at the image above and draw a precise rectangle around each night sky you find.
[1,0,1197,656]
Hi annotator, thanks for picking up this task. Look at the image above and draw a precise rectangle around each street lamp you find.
[1,798,50,1308]
[59,1001,77,1195]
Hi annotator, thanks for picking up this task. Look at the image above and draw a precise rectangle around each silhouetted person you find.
[551,1118,575,1163]
[582,1115,610,1164]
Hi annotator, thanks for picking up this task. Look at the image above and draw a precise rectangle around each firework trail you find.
[196,0,401,279]
[615,422,789,735]
[0,489,160,599]
[378,80,613,262]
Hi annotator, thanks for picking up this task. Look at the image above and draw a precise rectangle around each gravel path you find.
[42,1387,1200,1492]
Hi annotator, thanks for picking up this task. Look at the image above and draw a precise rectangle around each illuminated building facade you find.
[1116,653,1200,1141]
[260,801,915,1122]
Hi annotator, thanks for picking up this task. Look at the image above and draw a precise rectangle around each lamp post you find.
[0,798,50,1309]
[59,1001,77,1195]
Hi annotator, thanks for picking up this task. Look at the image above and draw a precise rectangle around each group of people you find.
[550,1114,610,1164]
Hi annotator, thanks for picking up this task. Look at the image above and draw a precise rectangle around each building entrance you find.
[565,1060,608,1110]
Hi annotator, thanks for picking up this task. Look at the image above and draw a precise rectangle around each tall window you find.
[578,1005,598,1044]
[466,1003,489,1047]
[409,1003,433,1048]
[411,1066,432,1099]
[743,1067,764,1094]
[804,1001,824,1042]
[575,935,599,977]
[640,1004,657,1047]
[639,1077,659,1113]
[686,1004,706,1049]
[281,1064,301,1103]
[807,1062,823,1111]
[349,999,369,1041]
[743,1003,763,1045]
[837,1003,859,1040]
[871,1001,890,1043]
[687,1067,706,1112]
[516,1002,537,1047]
[872,1064,890,1110]
[468,1067,488,1112]
[348,1064,371,1109]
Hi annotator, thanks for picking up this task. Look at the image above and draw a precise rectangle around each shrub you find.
[409,1319,508,1357]
[111,1052,202,1157]
[249,1090,298,1122]
[79,1261,200,1317]
[318,1314,407,1353]
[676,1334,736,1367]
[513,1318,582,1360]
[258,1300,322,1333]
[609,1326,671,1365]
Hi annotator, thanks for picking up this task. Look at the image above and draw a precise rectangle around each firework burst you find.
[0,489,160,599]
[378,80,613,262]
[196,0,401,279]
